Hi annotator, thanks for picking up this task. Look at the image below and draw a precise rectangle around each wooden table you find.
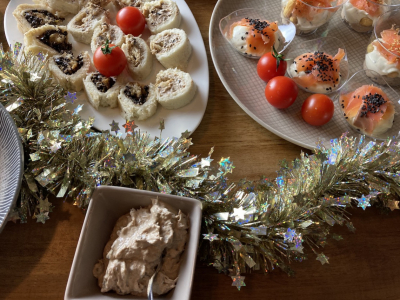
[1,1,400,299]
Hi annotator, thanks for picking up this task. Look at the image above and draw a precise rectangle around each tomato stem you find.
[101,39,117,55]
[272,46,289,70]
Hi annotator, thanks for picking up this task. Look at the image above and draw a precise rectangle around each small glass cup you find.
[219,8,296,59]
[285,36,349,94]
[338,69,400,140]
[364,8,400,87]
[281,0,347,36]
[341,0,400,33]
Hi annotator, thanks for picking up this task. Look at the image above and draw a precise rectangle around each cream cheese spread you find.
[365,42,400,78]
[93,199,189,296]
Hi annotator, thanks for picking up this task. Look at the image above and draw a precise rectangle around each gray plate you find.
[0,103,23,233]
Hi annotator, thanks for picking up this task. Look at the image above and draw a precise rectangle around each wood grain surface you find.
[1,1,400,299]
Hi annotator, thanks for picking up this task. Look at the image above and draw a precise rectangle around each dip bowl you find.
[65,186,202,300]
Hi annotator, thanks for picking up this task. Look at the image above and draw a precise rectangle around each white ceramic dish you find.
[209,0,400,150]
[65,186,202,300]
[5,0,209,139]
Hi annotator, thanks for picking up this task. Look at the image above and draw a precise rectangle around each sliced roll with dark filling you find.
[155,68,196,110]
[91,23,124,53]
[149,28,191,70]
[83,72,122,109]
[49,51,90,92]
[24,25,72,56]
[118,82,157,121]
[67,2,109,44]
[46,0,84,14]
[121,34,153,81]
[116,0,152,11]
[13,4,67,34]
[142,0,181,34]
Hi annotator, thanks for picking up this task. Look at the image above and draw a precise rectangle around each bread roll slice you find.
[116,0,152,11]
[13,4,67,34]
[46,0,84,14]
[121,35,153,81]
[24,25,72,57]
[142,0,181,34]
[49,51,91,92]
[67,2,109,44]
[118,82,157,121]
[149,28,191,70]
[155,68,196,110]
[83,72,122,109]
[91,23,125,53]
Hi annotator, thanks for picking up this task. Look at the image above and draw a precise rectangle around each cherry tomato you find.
[116,7,146,36]
[301,94,334,126]
[257,52,287,82]
[93,41,127,77]
[264,76,298,109]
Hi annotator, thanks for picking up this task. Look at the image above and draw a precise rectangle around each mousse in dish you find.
[93,198,188,296]
[288,48,346,94]
[340,85,395,136]
[226,17,283,58]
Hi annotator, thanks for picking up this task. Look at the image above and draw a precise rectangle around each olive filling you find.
[124,85,149,105]
[37,29,72,53]
[91,72,116,93]
[24,10,64,28]
[54,54,84,75]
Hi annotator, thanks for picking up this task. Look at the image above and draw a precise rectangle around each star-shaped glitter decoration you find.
[30,72,41,82]
[357,195,371,210]
[64,91,77,104]
[122,120,138,133]
[231,276,246,291]
[50,141,62,153]
[7,210,20,223]
[346,222,356,233]
[73,104,84,115]
[290,244,304,253]
[316,253,329,265]
[203,233,219,241]
[35,212,49,224]
[109,120,120,133]
[38,198,52,213]
[181,130,191,139]
[219,157,235,173]
[200,157,213,168]
[387,200,400,211]
[231,207,246,220]
[284,228,296,243]
[159,119,165,131]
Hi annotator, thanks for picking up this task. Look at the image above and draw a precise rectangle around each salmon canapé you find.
[287,0,338,21]
[340,85,395,136]
[349,0,384,17]
[290,48,345,93]
[228,18,281,57]
[372,25,400,70]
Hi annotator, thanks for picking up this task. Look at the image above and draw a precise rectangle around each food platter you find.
[210,0,400,150]
[5,0,209,138]
[0,103,23,233]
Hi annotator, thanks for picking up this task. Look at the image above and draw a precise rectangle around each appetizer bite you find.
[142,0,181,34]
[341,0,387,33]
[121,35,153,80]
[155,68,196,109]
[49,51,91,92]
[90,23,124,53]
[365,25,400,85]
[118,82,158,121]
[340,85,395,136]
[149,28,191,70]
[288,48,346,94]
[116,0,152,11]
[67,1,109,44]
[83,72,122,109]
[13,4,66,34]
[281,0,344,35]
[225,17,283,58]
[46,0,83,14]
[24,25,72,56]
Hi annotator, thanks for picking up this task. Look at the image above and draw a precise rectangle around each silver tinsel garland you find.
[1,44,399,290]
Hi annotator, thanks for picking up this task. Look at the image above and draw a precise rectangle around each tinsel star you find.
[50,141,61,153]
[109,120,120,133]
[200,157,213,168]
[284,228,296,243]
[64,91,77,104]
[231,276,246,291]
[122,120,138,133]
[7,210,20,223]
[316,253,329,265]
[219,157,235,173]
[38,198,52,213]
[159,119,165,131]
[387,200,399,211]
[30,73,41,82]
[35,212,49,224]
[291,245,304,253]
[181,130,191,139]
[231,207,246,220]
[203,233,219,241]
[73,104,84,115]
[357,195,371,210]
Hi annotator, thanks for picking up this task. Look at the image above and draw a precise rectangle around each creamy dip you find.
[93,199,188,296]
[365,41,400,78]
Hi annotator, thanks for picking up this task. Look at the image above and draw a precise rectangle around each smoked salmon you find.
[349,0,383,17]
[340,85,395,136]
[373,25,400,69]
